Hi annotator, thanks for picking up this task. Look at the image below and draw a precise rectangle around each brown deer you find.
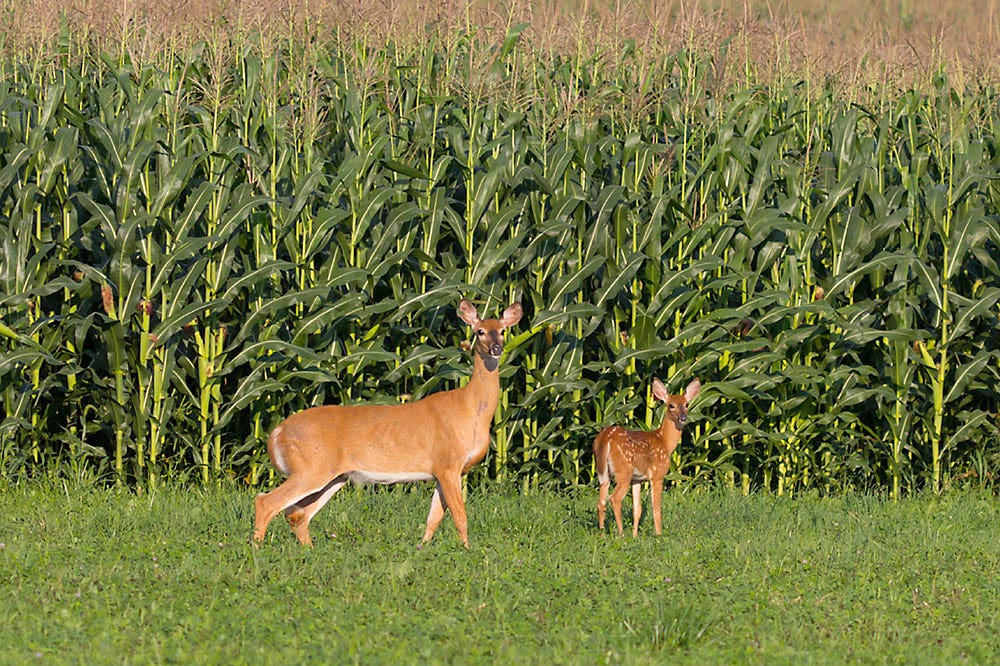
[253,298,523,548]
[593,377,701,536]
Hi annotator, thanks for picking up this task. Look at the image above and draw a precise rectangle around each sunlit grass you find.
[1,481,998,663]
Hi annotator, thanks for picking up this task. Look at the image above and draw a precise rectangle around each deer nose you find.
[677,413,688,428]
[488,342,503,357]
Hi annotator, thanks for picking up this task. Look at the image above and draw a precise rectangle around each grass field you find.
[2,481,998,664]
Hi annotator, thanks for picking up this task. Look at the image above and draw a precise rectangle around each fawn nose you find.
[677,412,688,428]
[488,342,503,357]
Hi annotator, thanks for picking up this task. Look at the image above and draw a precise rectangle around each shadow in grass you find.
[621,603,717,653]
[568,494,603,533]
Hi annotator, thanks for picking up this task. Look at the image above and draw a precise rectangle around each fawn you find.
[253,298,523,548]
[593,377,701,536]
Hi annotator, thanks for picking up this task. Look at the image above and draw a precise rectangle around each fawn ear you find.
[685,378,702,402]
[501,302,523,328]
[651,378,669,402]
[458,299,481,327]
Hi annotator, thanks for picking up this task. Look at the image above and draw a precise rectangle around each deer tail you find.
[593,429,612,484]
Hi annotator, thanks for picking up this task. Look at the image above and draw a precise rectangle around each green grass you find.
[2,481,998,664]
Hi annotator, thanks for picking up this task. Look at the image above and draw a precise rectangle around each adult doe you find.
[593,377,701,536]
[253,298,523,548]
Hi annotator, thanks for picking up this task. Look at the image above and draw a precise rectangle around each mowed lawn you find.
[1,481,998,664]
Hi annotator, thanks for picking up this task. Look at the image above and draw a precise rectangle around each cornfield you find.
[1,5,999,497]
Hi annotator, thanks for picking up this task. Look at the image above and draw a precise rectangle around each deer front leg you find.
[631,482,643,537]
[438,473,470,548]
[650,477,665,536]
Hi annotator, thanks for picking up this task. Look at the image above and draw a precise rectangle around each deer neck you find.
[655,419,683,451]
[466,351,501,421]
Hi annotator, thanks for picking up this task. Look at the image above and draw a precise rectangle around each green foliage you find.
[0,29,998,494]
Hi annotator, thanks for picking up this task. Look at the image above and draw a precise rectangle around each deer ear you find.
[685,378,702,402]
[458,299,480,327]
[651,378,669,402]
[501,302,523,328]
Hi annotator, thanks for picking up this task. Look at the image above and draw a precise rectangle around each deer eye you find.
[476,329,485,337]
[668,404,677,410]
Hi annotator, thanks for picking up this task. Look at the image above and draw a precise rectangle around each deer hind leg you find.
[609,479,631,537]
[284,477,348,546]
[421,483,447,546]
[253,473,337,546]
[595,437,611,532]
[597,479,611,531]
[631,482,643,537]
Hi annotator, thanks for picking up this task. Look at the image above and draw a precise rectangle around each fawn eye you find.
[477,329,485,337]
[669,404,677,410]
